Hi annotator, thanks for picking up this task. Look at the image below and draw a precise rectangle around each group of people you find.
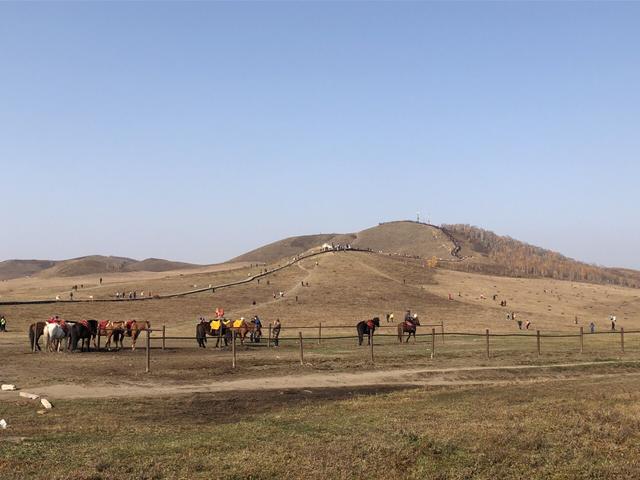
[115,290,150,300]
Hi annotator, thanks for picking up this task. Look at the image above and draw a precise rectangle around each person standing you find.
[0,315,6,332]
[272,318,281,346]
[590,322,596,333]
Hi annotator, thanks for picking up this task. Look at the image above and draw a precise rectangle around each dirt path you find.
[11,360,640,401]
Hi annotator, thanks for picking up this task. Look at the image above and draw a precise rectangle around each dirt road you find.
[10,360,639,400]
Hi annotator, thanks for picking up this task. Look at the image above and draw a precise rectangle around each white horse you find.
[43,323,69,352]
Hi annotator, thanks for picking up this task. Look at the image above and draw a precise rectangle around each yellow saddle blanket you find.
[210,320,221,330]
[233,319,244,328]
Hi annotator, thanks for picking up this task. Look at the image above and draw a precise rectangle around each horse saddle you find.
[232,319,244,328]
[404,321,415,329]
[367,320,375,330]
[125,320,134,330]
[98,320,109,331]
[210,320,221,331]
[79,319,89,329]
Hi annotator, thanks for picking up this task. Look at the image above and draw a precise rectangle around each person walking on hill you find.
[0,315,6,332]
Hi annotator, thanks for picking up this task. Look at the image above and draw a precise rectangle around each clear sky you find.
[1,2,639,268]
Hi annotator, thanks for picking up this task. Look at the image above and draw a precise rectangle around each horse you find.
[43,322,69,352]
[98,320,126,351]
[196,320,231,348]
[356,317,380,346]
[28,321,46,351]
[228,319,256,346]
[397,317,421,343]
[69,320,98,352]
[125,320,150,351]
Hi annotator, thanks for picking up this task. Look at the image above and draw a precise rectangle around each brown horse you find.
[28,321,46,351]
[228,319,257,346]
[98,320,126,350]
[126,320,151,350]
[397,317,420,343]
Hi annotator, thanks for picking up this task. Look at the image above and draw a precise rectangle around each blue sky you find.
[1,2,639,268]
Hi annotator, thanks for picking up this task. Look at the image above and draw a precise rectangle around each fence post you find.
[145,329,151,373]
[97,329,101,351]
[431,328,436,359]
[621,327,625,354]
[232,332,237,369]
[536,330,541,356]
[441,320,445,344]
[318,322,322,345]
[268,324,272,348]
[299,331,304,365]
[369,331,374,363]
[486,328,490,358]
[580,327,584,354]
[162,324,166,350]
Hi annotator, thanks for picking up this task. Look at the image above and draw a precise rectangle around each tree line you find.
[442,224,640,288]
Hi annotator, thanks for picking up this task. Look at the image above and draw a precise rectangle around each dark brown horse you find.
[397,317,420,343]
[28,321,46,351]
[69,320,98,352]
[356,317,380,346]
[196,320,230,348]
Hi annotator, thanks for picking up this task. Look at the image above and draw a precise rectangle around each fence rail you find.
[40,323,635,373]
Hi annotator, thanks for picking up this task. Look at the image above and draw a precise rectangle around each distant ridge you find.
[0,255,202,280]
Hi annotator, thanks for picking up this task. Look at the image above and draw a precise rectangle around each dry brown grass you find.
[1,368,640,479]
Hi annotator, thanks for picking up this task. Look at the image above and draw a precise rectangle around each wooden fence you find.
[48,323,635,373]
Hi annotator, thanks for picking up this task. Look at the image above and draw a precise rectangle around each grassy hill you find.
[231,221,458,264]
[0,255,202,280]
[231,234,340,263]
[0,260,57,281]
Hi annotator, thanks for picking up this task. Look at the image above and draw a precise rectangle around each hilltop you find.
[231,220,640,288]
[0,255,202,280]
[232,221,458,264]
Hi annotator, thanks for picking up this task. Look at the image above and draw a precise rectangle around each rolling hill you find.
[0,260,57,281]
[0,255,202,280]
[231,220,640,288]
[231,222,458,264]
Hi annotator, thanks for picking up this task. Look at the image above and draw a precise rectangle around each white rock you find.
[40,398,53,409]
[19,392,39,400]
[1,384,16,391]
[0,419,7,429]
